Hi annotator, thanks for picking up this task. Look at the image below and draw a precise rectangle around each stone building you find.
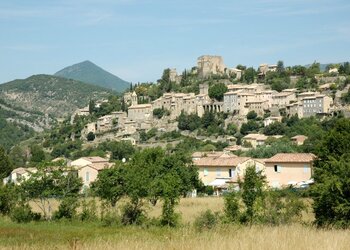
[197,55,226,78]
[271,92,296,108]
[301,94,333,117]
[258,64,278,76]
[169,68,182,84]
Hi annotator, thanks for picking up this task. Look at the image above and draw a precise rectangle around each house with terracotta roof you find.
[242,133,283,148]
[70,157,113,188]
[264,153,315,188]
[291,135,308,145]
[192,152,258,192]
[3,167,37,185]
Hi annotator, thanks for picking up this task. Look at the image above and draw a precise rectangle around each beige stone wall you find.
[78,166,99,188]
[265,162,312,188]
[197,160,255,186]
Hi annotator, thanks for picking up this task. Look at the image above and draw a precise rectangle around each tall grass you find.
[1,197,348,250]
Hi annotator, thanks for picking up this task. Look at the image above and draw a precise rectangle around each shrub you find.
[53,197,79,220]
[10,204,41,223]
[223,191,240,223]
[80,199,98,222]
[101,210,121,227]
[121,202,145,225]
[256,191,306,225]
[160,198,180,227]
[194,210,219,231]
[87,132,95,141]
[0,184,16,215]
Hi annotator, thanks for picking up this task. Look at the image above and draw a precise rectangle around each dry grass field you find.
[1,197,349,250]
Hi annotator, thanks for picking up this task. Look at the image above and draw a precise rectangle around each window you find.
[204,168,208,176]
[274,165,282,173]
[216,168,221,177]
[304,165,309,173]
[229,169,235,177]
[85,171,90,182]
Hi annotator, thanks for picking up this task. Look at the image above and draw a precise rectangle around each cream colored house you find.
[78,165,106,189]
[264,116,282,127]
[192,152,255,187]
[291,135,308,145]
[242,134,283,148]
[71,157,113,188]
[264,153,315,188]
[3,167,37,185]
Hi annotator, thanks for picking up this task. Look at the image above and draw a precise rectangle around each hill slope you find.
[54,60,130,92]
[0,74,114,118]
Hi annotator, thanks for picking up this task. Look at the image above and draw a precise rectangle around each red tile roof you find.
[194,155,250,167]
[265,153,315,163]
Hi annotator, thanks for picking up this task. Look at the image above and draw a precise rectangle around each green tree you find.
[30,145,45,164]
[240,120,260,135]
[226,123,237,136]
[247,110,258,120]
[208,83,228,101]
[312,118,350,227]
[277,60,285,75]
[263,122,286,135]
[241,165,266,225]
[9,146,27,168]
[20,162,82,219]
[177,112,201,131]
[243,67,256,83]
[224,191,240,223]
[109,141,135,161]
[0,146,12,179]
[92,166,125,207]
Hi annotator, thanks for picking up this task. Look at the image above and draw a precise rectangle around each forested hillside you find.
[0,75,115,118]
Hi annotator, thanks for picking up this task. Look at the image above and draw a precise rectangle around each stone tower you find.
[197,55,226,79]
[131,91,138,106]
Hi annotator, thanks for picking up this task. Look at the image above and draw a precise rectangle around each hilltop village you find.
[2,55,350,235]
[76,55,342,147]
[4,55,350,194]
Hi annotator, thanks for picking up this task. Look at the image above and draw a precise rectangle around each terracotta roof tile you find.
[265,153,315,163]
[194,155,250,167]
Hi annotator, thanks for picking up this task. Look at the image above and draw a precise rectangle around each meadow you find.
[1,197,350,250]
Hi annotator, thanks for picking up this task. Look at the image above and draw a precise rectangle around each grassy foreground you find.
[1,197,350,250]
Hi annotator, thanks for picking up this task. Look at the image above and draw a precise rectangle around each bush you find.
[121,202,145,225]
[0,184,16,215]
[160,198,180,227]
[80,199,98,222]
[10,204,41,223]
[256,191,306,225]
[87,132,95,141]
[247,111,258,120]
[101,210,121,227]
[223,191,240,223]
[53,197,79,220]
[194,210,219,231]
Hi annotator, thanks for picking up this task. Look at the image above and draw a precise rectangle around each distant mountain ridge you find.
[0,74,114,118]
[54,60,130,92]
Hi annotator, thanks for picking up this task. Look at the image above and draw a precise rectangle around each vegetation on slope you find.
[0,74,115,117]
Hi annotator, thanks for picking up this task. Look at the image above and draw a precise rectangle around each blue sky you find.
[1,0,350,83]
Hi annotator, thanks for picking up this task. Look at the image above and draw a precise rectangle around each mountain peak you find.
[54,61,130,92]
